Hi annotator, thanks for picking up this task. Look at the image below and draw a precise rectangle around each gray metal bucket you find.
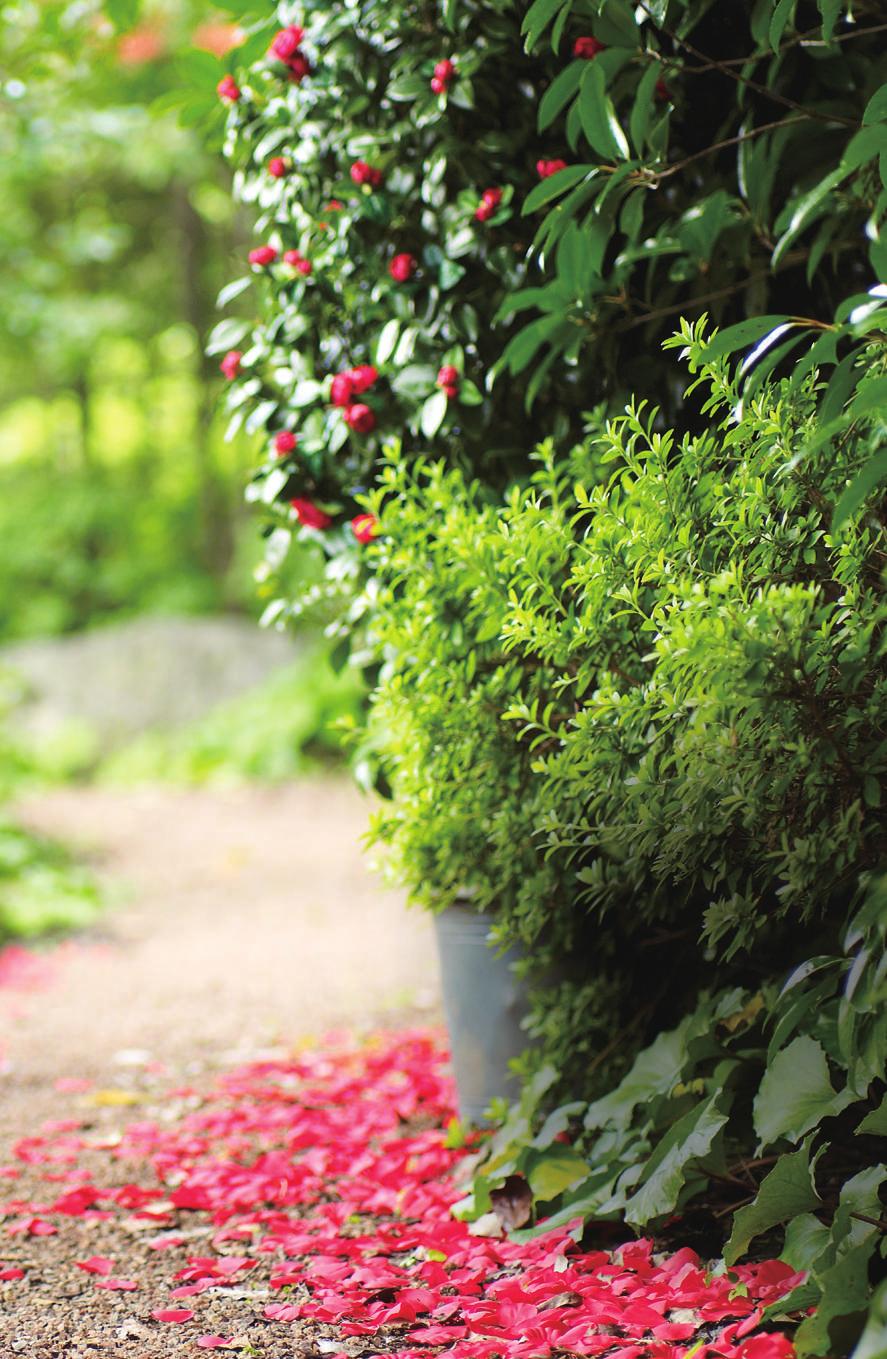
[433,899,530,1124]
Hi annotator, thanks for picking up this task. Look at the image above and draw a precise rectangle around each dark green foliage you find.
[465,886,885,1356]
[506,0,887,409]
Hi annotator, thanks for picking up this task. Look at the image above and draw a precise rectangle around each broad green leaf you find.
[207,317,251,355]
[594,1,638,46]
[624,1092,731,1227]
[579,63,629,161]
[753,1035,851,1147]
[856,1094,887,1136]
[629,62,663,156]
[585,1011,710,1132]
[375,319,401,366]
[849,375,887,419]
[391,363,437,399]
[522,0,565,49]
[863,85,887,127]
[724,1141,822,1264]
[769,0,796,51]
[818,0,843,42]
[216,277,252,308]
[782,1212,832,1271]
[772,168,846,268]
[525,1145,590,1201]
[831,448,887,533]
[420,388,448,439]
[851,1277,887,1359]
[795,1240,878,1357]
[538,62,584,131]
[701,315,790,362]
[524,165,595,215]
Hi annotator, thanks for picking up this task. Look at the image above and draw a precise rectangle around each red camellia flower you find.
[283,249,312,275]
[269,25,304,61]
[286,52,311,83]
[274,431,297,456]
[268,157,289,179]
[344,403,376,434]
[537,158,568,179]
[220,350,242,380]
[437,364,460,399]
[351,513,380,544]
[350,160,383,189]
[349,365,379,394]
[216,74,241,103]
[474,187,502,222]
[330,374,355,408]
[290,498,332,530]
[574,35,605,58]
[431,57,455,94]
[389,252,417,283]
[248,245,278,267]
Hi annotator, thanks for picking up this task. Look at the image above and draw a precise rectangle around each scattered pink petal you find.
[95,1277,139,1291]
[196,1338,233,1349]
[54,1077,93,1093]
[74,1256,114,1276]
[0,1267,25,1281]
[152,1308,195,1323]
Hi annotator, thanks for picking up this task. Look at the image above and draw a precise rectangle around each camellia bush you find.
[210,0,886,624]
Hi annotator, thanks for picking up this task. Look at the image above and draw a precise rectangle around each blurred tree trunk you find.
[173,179,235,581]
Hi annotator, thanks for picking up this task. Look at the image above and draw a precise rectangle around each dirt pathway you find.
[1,779,440,1119]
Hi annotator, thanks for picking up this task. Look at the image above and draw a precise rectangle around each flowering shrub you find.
[210,0,580,622]
[211,1,887,621]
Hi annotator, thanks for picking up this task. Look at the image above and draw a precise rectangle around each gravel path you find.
[0,780,441,1354]
[3,781,439,1083]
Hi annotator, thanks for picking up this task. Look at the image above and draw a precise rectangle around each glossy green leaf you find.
[724,1141,822,1264]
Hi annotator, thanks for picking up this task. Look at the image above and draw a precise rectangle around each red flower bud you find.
[573,35,605,59]
[442,383,459,400]
[434,59,456,81]
[350,160,383,189]
[268,157,289,179]
[344,403,376,434]
[389,253,417,283]
[430,77,447,94]
[283,249,312,274]
[475,186,502,221]
[330,374,355,408]
[351,513,380,544]
[655,77,671,102]
[437,365,459,389]
[286,52,311,83]
[220,350,242,380]
[249,245,278,267]
[290,498,332,530]
[274,431,297,456]
[536,158,568,179]
[326,200,344,211]
[349,365,379,395]
[216,74,241,103]
[270,26,305,61]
